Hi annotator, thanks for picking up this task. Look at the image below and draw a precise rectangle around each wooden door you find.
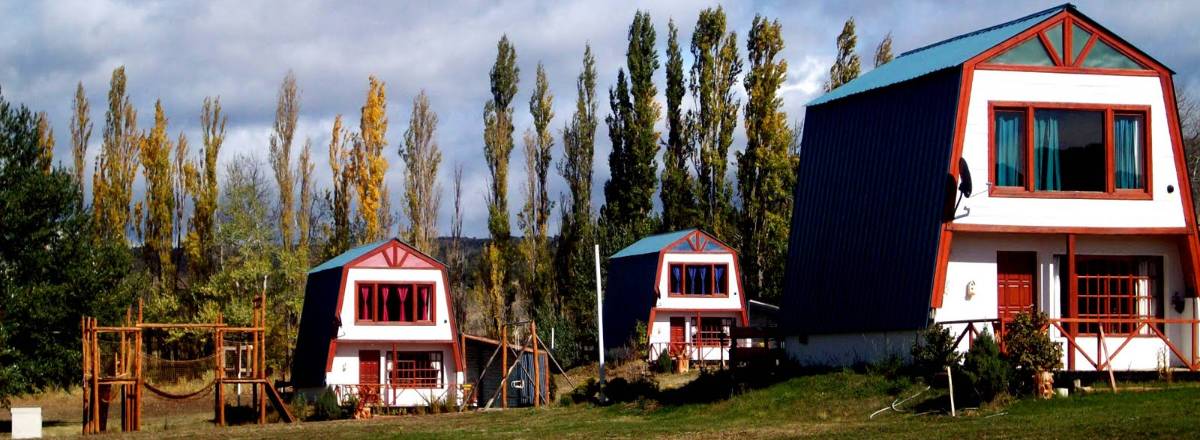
[669,317,685,356]
[358,350,380,384]
[997,252,1037,323]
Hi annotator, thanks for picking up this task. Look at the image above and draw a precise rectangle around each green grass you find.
[7,372,1200,438]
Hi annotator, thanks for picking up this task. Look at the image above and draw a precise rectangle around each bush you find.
[1003,312,1062,372]
[568,378,600,404]
[911,324,962,383]
[604,376,658,403]
[290,393,310,421]
[960,331,1012,403]
[632,321,649,360]
[310,389,345,421]
[655,350,675,373]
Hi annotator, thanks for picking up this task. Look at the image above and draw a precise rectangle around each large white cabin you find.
[782,5,1200,371]
[292,238,464,406]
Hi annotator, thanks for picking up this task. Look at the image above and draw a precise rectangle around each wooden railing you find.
[333,383,462,408]
[648,340,733,363]
[938,317,1200,371]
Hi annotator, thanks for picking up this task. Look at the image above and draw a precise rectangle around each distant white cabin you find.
[605,229,748,363]
[292,238,464,407]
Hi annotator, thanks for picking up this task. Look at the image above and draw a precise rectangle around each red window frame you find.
[695,317,734,347]
[387,351,443,388]
[987,101,1152,200]
[667,263,730,297]
[1068,255,1163,337]
[354,281,437,325]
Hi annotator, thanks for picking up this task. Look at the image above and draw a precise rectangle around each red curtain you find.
[398,286,410,321]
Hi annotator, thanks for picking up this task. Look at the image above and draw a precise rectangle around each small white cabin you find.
[292,238,464,407]
[604,229,748,363]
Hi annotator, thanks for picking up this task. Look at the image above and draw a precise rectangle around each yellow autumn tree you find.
[70,82,92,197]
[140,100,175,284]
[327,115,353,254]
[270,72,299,250]
[186,96,225,279]
[93,66,140,242]
[35,112,55,174]
[351,76,389,242]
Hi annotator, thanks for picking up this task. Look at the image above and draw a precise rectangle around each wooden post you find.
[531,321,540,407]
[216,313,225,427]
[501,325,508,409]
[1067,234,1077,371]
[91,318,100,433]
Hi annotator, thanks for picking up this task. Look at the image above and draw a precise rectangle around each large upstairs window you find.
[981,16,1148,71]
[668,263,730,296]
[355,282,436,324]
[990,103,1150,199]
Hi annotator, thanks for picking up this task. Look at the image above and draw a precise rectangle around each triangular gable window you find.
[982,17,1147,71]
[988,37,1055,66]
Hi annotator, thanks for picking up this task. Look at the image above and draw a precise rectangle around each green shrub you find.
[655,350,675,373]
[960,331,1012,403]
[604,376,658,403]
[911,324,961,383]
[632,321,649,359]
[310,389,343,421]
[1003,312,1063,372]
[569,378,600,404]
[290,393,310,421]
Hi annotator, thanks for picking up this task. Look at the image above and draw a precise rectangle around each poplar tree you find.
[519,63,554,313]
[401,90,442,254]
[688,6,741,239]
[70,82,91,199]
[326,115,353,255]
[738,15,797,304]
[270,72,299,249]
[826,17,861,91]
[600,11,660,252]
[448,164,467,327]
[93,66,139,242]
[351,76,389,242]
[173,132,190,249]
[297,138,315,253]
[35,112,54,174]
[140,101,175,282]
[874,32,894,67]
[660,19,699,232]
[554,44,599,363]
[481,35,519,334]
[186,96,225,279]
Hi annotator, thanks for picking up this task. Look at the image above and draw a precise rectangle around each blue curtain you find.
[1035,113,1061,191]
[698,266,709,294]
[687,267,698,294]
[995,113,1023,186]
[671,266,683,293]
[714,266,727,294]
[1114,116,1143,189]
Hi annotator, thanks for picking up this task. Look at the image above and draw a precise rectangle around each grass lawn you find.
[4,371,1199,439]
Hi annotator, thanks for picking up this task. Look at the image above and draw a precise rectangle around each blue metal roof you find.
[610,229,696,259]
[808,4,1068,106]
[307,239,390,274]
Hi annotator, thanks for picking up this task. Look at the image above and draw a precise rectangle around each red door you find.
[669,317,686,356]
[358,350,380,403]
[997,252,1037,324]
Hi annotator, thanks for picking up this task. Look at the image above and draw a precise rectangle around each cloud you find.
[2,0,1197,237]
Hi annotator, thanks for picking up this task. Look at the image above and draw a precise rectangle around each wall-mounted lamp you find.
[1172,291,1186,314]
[965,280,976,300]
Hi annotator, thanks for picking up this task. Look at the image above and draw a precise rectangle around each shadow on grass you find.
[0,419,71,433]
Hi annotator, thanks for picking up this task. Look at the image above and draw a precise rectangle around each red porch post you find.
[1067,234,1077,371]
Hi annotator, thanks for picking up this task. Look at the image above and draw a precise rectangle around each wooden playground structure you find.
[80,288,295,434]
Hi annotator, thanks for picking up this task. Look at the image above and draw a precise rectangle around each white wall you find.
[656,252,745,311]
[955,70,1184,228]
[338,267,455,342]
[937,233,1196,370]
[325,342,463,407]
[647,310,740,361]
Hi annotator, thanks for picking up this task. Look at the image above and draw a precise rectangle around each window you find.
[990,103,1149,197]
[355,282,436,324]
[981,18,1145,70]
[1067,256,1163,336]
[695,317,734,346]
[668,263,730,296]
[387,351,443,388]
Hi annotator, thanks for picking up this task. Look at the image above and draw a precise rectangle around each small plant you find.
[290,393,310,421]
[960,330,1012,404]
[310,389,343,421]
[655,350,675,374]
[1002,312,1063,397]
[632,320,649,360]
[569,378,600,404]
[911,324,962,383]
[1157,347,1174,384]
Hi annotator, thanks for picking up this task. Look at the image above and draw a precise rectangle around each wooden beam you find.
[1067,234,1078,371]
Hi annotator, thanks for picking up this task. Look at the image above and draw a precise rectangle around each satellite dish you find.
[958,158,973,197]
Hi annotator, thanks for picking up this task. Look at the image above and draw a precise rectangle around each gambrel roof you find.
[610,228,734,259]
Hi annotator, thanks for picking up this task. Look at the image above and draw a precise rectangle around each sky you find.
[2,0,1198,238]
